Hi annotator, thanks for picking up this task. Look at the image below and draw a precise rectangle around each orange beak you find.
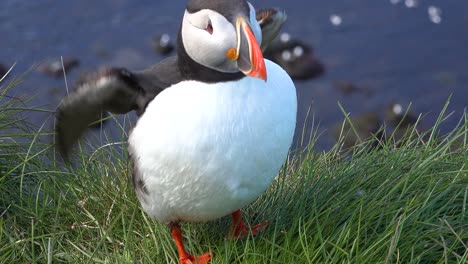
[231,16,267,81]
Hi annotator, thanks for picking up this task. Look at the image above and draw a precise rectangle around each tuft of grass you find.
[1,80,467,263]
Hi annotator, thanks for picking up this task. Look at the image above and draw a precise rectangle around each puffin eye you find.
[205,19,213,34]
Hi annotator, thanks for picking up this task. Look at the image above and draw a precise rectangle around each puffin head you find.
[180,0,267,81]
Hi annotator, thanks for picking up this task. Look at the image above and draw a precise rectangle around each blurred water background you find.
[1,0,467,150]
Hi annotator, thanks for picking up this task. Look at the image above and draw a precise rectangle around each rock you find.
[334,81,359,96]
[264,32,325,80]
[333,112,383,149]
[384,103,418,127]
[333,80,373,97]
[37,57,80,78]
[383,103,432,145]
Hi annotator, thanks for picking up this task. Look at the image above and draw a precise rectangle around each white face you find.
[181,2,262,73]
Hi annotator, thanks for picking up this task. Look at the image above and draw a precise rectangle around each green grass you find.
[1,79,467,263]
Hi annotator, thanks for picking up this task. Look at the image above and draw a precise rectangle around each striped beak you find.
[234,16,267,81]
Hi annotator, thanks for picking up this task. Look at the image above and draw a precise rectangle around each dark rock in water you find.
[0,64,7,79]
[383,103,431,145]
[264,32,325,80]
[333,80,373,97]
[37,57,80,78]
[332,112,383,149]
[334,81,359,96]
[385,103,418,127]
[152,33,175,55]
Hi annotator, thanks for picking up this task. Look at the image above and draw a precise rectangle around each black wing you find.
[55,57,182,159]
[256,8,287,52]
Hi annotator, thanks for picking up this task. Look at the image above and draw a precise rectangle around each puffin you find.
[56,1,297,263]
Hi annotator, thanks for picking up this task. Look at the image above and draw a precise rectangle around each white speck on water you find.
[281,50,292,61]
[430,16,442,24]
[280,32,291,43]
[330,14,342,26]
[393,104,403,115]
[428,6,442,24]
[428,6,440,16]
[293,46,304,57]
[49,61,62,72]
[405,0,418,8]
[160,33,171,45]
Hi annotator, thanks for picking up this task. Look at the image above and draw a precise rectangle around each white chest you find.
[128,60,297,223]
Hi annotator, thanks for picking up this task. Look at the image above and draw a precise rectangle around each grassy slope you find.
[0,82,467,263]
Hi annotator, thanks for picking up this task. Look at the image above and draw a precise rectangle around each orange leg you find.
[170,223,211,264]
[228,210,269,239]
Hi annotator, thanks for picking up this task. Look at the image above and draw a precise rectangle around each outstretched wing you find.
[55,57,181,159]
[256,8,287,51]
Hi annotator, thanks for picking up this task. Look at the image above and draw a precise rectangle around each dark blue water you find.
[1,0,467,150]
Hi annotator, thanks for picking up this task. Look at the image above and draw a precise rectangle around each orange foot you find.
[170,223,212,264]
[229,210,269,239]
[180,252,211,264]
